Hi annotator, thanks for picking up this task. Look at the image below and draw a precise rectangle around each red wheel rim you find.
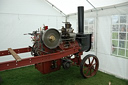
[82,56,99,78]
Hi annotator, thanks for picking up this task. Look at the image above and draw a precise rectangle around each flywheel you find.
[42,28,61,49]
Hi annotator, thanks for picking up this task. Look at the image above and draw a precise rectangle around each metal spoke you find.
[83,67,88,71]
[88,58,90,64]
[85,68,90,75]
[90,57,94,65]
[92,63,96,66]
[90,68,92,75]
[84,63,88,67]
[93,69,96,71]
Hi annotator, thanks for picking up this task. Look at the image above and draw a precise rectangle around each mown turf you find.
[0,65,127,85]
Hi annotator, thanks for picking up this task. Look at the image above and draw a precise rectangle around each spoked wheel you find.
[80,54,99,78]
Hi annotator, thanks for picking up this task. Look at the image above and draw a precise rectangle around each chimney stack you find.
[78,6,84,34]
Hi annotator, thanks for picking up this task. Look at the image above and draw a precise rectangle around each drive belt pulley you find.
[42,28,61,49]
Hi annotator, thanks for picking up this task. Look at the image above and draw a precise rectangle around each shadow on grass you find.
[0,76,2,85]
[126,81,128,85]
[0,65,127,85]
[0,66,83,85]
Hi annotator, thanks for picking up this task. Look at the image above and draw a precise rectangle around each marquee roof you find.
[47,0,128,15]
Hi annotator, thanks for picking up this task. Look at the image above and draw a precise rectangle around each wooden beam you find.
[0,47,31,57]
[8,48,21,61]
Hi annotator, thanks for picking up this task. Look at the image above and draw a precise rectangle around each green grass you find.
[112,40,118,47]
[0,65,128,85]
[127,50,128,57]
[112,32,118,39]
[112,32,128,57]
[127,41,128,49]
[127,33,128,40]
[118,49,125,56]
[112,48,117,55]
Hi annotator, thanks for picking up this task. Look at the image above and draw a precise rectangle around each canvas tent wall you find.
[67,2,128,80]
[0,0,128,80]
[0,0,65,62]
[47,0,128,15]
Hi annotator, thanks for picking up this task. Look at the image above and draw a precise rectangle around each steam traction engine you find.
[0,6,99,78]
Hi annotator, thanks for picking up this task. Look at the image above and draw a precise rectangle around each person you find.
[112,44,115,53]
[119,26,126,48]
[120,26,126,32]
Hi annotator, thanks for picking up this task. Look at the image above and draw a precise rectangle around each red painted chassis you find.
[0,46,82,72]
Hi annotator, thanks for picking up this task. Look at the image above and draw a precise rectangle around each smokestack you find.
[78,6,84,34]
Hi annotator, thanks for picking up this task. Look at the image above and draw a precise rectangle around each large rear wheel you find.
[80,54,99,78]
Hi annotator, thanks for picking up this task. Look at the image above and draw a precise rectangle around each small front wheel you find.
[80,54,99,78]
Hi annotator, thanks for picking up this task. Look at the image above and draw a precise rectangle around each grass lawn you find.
[0,65,127,85]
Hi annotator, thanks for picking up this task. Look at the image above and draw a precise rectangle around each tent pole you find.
[86,0,98,56]
[45,0,66,16]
